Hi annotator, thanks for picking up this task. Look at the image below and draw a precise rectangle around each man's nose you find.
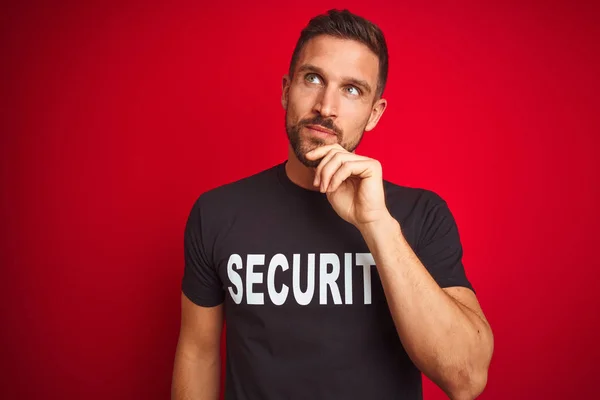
[312,86,338,118]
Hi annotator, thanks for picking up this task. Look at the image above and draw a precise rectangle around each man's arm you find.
[304,144,494,399]
[171,292,223,400]
[358,216,494,400]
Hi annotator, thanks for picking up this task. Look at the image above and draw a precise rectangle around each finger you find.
[320,152,362,192]
[305,144,344,162]
[327,159,374,193]
[314,148,344,187]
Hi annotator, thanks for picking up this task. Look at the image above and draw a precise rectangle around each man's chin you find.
[293,147,320,168]
[292,145,322,168]
[287,130,334,168]
[298,157,321,169]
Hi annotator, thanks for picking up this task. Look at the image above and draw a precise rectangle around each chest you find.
[216,208,377,306]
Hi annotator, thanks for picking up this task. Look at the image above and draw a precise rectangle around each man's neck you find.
[285,146,319,192]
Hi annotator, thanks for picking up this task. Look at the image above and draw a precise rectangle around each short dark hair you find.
[288,9,389,98]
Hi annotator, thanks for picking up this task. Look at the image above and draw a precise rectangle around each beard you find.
[285,111,364,168]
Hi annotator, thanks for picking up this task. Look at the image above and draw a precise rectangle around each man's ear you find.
[364,98,388,132]
[281,74,291,109]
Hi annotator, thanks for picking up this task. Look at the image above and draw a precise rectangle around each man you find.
[171,9,493,400]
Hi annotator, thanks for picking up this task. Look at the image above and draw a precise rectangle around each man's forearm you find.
[358,214,492,400]
[171,350,221,400]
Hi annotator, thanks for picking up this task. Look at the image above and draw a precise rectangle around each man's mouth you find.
[305,124,337,136]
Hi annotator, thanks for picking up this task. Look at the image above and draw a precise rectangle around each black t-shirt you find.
[181,161,474,400]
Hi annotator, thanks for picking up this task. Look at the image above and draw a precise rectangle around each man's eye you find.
[305,74,321,84]
[346,86,360,96]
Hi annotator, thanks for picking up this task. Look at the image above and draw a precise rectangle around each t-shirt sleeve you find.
[181,196,225,307]
[415,192,475,293]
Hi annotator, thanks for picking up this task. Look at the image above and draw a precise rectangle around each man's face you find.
[282,35,387,168]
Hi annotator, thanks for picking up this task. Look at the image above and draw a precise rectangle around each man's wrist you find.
[356,212,399,238]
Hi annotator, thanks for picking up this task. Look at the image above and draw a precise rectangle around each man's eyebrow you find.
[296,64,373,95]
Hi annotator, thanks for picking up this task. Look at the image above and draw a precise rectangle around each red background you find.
[2,1,599,399]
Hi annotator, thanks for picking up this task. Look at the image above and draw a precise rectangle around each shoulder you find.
[184,163,286,236]
[191,163,282,211]
[383,179,449,216]
[382,179,459,248]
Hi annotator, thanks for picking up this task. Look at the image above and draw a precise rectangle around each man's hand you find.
[305,144,390,228]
